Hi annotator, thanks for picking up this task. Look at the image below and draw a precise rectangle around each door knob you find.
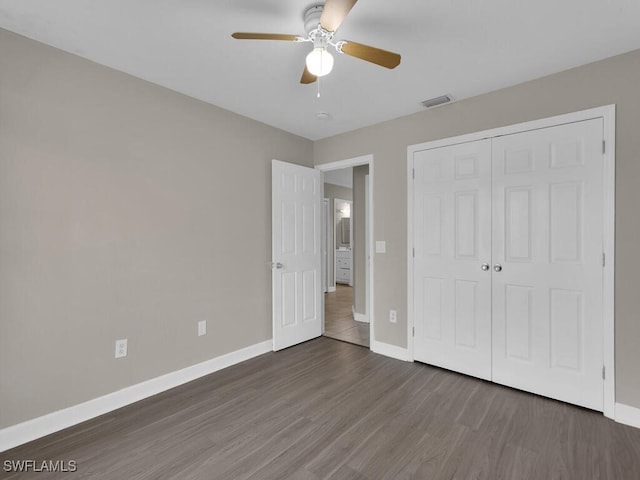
[272,262,284,269]
[481,263,490,271]
[493,264,502,272]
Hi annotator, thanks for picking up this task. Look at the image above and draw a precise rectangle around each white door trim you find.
[365,174,371,323]
[602,108,616,418]
[322,198,330,293]
[407,105,616,419]
[316,155,375,349]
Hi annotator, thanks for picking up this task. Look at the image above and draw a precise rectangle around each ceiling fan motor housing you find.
[304,4,325,35]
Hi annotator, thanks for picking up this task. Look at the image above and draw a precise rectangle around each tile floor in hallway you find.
[323,284,369,347]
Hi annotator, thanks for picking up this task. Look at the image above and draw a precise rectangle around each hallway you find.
[323,285,369,348]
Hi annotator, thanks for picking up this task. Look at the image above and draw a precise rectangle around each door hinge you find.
[412,326,415,337]
[602,365,606,380]
[602,252,606,267]
[412,168,415,180]
[413,247,415,258]
[602,140,606,154]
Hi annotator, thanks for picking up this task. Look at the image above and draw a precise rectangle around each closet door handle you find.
[481,263,490,271]
[493,264,502,272]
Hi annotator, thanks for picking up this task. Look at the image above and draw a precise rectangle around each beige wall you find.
[0,29,313,428]
[323,183,352,289]
[352,165,369,316]
[314,48,640,409]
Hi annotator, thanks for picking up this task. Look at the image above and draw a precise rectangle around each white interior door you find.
[491,119,604,410]
[413,139,493,380]
[272,160,322,351]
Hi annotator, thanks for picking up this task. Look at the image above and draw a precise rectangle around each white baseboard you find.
[371,341,409,362]
[0,340,272,453]
[327,286,336,293]
[615,402,640,429]
[352,305,369,323]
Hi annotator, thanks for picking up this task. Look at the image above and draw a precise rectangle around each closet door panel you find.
[491,118,604,411]
[413,140,492,380]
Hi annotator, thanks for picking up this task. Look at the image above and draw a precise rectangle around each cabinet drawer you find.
[336,268,350,281]
[336,257,350,268]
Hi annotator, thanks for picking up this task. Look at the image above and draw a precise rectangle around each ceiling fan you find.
[231,0,401,84]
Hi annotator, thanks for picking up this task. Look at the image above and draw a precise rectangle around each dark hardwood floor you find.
[324,284,369,347]
[3,337,640,479]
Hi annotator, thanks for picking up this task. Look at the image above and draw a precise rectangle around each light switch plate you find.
[376,241,386,254]
[198,320,207,337]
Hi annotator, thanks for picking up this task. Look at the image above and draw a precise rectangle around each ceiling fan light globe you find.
[305,48,334,77]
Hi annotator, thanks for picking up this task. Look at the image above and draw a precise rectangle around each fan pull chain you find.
[317,75,321,98]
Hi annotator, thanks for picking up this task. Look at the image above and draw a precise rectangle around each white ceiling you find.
[0,1,639,140]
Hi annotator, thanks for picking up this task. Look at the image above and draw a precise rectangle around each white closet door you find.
[413,140,493,380]
[491,119,604,410]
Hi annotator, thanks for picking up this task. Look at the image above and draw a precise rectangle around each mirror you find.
[334,198,352,248]
[340,217,350,244]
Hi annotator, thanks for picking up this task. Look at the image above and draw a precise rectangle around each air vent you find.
[421,95,454,109]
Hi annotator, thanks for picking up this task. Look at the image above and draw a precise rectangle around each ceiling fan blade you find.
[320,0,358,32]
[340,41,401,69]
[300,65,317,84]
[231,33,300,41]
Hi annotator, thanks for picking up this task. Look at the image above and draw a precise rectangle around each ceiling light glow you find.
[305,47,334,77]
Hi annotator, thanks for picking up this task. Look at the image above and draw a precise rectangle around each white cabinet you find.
[335,249,351,284]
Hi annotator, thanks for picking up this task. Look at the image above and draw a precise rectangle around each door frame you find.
[322,198,330,293]
[407,105,616,418]
[365,174,371,324]
[316,155,375,349]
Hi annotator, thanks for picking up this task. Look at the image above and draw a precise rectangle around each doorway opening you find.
[317,155,373,349]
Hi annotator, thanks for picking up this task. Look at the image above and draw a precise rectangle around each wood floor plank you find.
[2,337,640,479]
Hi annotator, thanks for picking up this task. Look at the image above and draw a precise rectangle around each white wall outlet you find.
[115,339,128,358]
[389,309,397,324]
[198,320,207,337]
[376,241,386,254]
